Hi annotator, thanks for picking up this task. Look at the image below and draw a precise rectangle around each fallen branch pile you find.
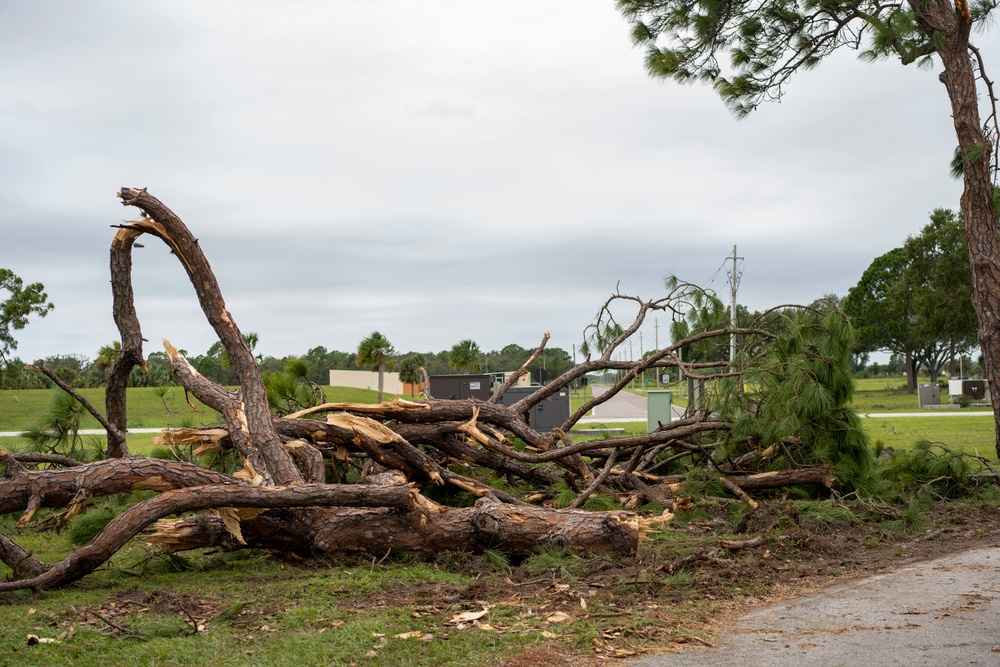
[0,188,852,593]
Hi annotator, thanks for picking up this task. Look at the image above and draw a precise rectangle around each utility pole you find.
[728,245,743,371]
[638,331,644,389]
[671,312,684,397]
[654,319,660,389]
[628,340,634,389]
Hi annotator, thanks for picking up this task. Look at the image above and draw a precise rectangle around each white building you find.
[328,369,407,394]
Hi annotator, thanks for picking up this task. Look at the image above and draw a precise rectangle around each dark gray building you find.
[428,374,571,432]
[498,386,570,433]
[428,374,493,401]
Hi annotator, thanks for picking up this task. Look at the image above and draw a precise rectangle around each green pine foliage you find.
[713,304,876,493]
[0,268,54,365]
[263,357,326,416]
[67,508,117,546]
[876,440,980,499]
[617,0,996,114]
[20,389,97,460]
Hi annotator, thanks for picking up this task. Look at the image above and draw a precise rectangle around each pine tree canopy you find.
[617,0,997,115]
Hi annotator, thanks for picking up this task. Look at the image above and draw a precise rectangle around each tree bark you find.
[140,496,663,560]
[723,467,834,490]
[0,451,239,523]
[908,0,1000,455]
[117,188,301,485]
[905,351,916,395]
[0,482,418,592]
[106,226,145,458]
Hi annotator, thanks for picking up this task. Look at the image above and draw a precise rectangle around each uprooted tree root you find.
[0,188,866,592]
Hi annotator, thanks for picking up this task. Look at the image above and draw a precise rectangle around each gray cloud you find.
[0,1,991,365]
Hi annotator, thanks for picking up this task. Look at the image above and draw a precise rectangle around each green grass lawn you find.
[862,414,996,457]
[571,413,998,460]
[2,378,999,664]
[0,530,553,667]
[3,380,996,462]
[852,376,992,413]
[0,387,219,432]
[0,386,397,433]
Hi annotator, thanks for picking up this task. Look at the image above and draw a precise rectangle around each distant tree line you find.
[0,338,577,391]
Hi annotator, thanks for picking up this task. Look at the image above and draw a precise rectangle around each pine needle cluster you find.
[711,304,876,493]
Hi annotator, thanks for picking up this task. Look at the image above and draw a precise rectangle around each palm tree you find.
[95,341,122,371]
[397,353,426,397]
[356,331,395,402]
[448,339,482,374]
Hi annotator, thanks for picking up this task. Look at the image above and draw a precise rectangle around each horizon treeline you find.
[0,342,576,391]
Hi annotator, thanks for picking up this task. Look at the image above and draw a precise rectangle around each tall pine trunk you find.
[915,0,1000,456]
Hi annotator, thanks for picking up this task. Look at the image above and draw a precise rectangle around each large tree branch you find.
[489,332,549,405]
[0,451,239,523]
[117,188,300,486]
[0,482,417,593]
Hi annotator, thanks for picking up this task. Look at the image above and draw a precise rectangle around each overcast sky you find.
[1,1,993,366]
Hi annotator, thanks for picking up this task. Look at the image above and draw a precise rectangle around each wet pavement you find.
[583,385,649,422]
[632,544,1000,666]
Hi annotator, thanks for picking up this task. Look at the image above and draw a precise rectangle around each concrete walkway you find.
[632,545,1000,666]
[861,412,994,418]
[0,428,164,437]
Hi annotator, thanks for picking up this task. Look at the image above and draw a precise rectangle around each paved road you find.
[584,385,649,421]
[0,428,164,437]
[578,385,686,424]
[632,544,1000,667]
[861,412,994,418]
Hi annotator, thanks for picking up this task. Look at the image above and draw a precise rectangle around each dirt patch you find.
[489,644,607,667]
[55,589,261,636]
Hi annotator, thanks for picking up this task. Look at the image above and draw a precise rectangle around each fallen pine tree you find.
[0,188,871,592]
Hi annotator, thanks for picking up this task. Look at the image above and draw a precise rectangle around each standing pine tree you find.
[0,268,54,365]
[616,0,1000,456]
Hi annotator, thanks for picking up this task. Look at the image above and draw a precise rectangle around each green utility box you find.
[647,390,673,433]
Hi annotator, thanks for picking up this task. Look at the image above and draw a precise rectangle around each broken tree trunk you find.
[0,482,418,592]
[0,188,863,593]
[724,467,834,490]
[143,496,666,561]
[0,188,678,591]
[116,187,301,487]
